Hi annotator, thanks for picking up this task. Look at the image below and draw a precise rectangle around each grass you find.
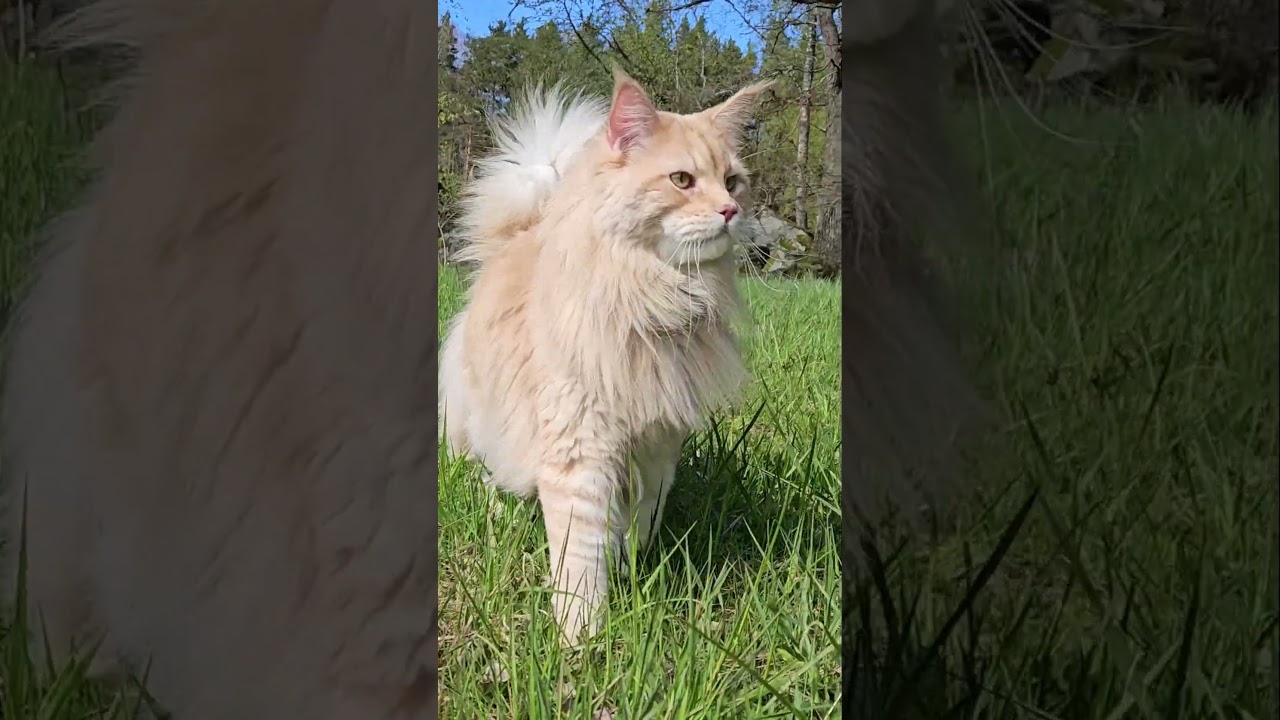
[0,60,98,320]
[0,60,142,718]
[0,59,1276,719]
[437,266,842,718]
[845,96,1279,719]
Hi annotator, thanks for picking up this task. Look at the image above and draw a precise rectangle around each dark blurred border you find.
[840,2,994,714]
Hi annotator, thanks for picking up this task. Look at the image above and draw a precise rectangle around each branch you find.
[813,5,841,86]
[556,0,613,76]
[669,0,716,11]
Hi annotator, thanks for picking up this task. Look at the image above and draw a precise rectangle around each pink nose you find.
[719,205,738,223]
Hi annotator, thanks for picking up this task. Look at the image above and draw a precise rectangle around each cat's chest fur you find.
[530,253,747,435]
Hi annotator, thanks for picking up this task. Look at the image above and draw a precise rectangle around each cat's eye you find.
[669,171,694,189]
[725,175,742,192]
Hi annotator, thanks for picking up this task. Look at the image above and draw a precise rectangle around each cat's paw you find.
[552,592,604,649]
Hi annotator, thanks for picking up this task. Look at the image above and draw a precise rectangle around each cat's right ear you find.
[606,67,658,157]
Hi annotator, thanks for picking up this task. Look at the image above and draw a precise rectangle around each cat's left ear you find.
[702,80,775,148]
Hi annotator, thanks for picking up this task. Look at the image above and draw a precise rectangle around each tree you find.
[811,3,840,274]
[793,11,815,230]
[438,12,459,71]
[437,3,836,275]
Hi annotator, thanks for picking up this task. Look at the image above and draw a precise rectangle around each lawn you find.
[1,57,1276,720]
[843,97,1278,719]
[437,266,842,718]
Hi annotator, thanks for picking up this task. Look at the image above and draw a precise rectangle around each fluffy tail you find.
[454,86,607,267]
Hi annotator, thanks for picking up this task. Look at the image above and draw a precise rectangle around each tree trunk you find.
[814,6,841,90]
[811,5,842,275]
[794,13,815,231]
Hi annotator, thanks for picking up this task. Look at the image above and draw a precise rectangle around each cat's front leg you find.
[626,432,684,554]
[537,466,625,646]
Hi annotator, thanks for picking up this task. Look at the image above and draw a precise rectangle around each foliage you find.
[436,5,842,272]
[951,0,1278,108]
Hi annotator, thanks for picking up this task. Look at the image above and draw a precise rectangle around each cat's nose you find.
[718,204,739,223]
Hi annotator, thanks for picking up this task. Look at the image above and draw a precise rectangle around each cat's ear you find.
[606,66,658,156]
[703,80,774,148]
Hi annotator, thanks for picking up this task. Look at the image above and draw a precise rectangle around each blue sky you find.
[438,0,763,52]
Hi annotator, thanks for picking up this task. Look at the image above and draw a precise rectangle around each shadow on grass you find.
[635,401,839,582]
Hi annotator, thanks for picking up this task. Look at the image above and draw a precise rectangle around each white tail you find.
[454,86,607,266]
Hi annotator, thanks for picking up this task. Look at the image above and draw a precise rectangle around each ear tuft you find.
[704,80,774,148]
[606,66,659,155]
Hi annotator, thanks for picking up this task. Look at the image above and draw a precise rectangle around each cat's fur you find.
[440,70,771,644]
[0,0,437,717]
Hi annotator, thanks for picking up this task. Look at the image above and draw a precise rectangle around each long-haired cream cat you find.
[440,69,771,643]
[0,0,436,717]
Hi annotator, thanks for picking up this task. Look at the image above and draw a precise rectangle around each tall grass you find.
[847,97,1279,719]
[0,61,97,321]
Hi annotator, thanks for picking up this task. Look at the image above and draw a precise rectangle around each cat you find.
[0,0,437,717]
[439,68,772,645]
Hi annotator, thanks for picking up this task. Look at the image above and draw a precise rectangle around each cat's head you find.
[598,68,772,267]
